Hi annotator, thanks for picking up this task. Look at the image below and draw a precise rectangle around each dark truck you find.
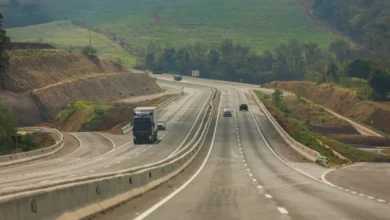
[133,107,158,144]
[173,74,182,81]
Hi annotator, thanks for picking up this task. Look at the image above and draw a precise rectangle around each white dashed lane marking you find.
[277,207,289,214]
[89,170,95,173]
[265,194,273,199]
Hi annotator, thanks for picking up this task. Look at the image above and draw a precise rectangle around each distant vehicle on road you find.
[174,74,182,81]
[157,119,166,130]
[133,106,158,144]
[239,104,248,111]
[223,108,233,117]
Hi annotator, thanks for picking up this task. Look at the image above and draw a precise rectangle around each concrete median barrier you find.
[250,90,320,163]
[0,128,64,167]
[0,90,219,220]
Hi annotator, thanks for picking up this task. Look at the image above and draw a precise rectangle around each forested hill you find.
[312,0,390,58]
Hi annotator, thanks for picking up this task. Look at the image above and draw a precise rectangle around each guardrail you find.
[0,89,219,220]
[250,90,323,163]
[120,91,184,134]
[0,128,64,167]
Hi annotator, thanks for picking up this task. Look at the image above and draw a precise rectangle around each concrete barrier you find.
[0,128,64,167]
[0,90,218,220]
[120,92,184,134]
[250,90,320,163]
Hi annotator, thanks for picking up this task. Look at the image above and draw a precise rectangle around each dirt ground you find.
[56,94,174,132]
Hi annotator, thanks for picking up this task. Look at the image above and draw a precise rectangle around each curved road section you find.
[0,82,211,192]
[96,76,390,220]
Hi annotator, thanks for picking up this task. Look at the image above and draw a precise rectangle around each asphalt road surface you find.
[0,82,211,191]
[95,76,390,220]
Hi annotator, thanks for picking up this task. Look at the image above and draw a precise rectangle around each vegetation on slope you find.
[255,90,390,164]
[1,0,339,54]
[312,0,390,58]
[55,94,174,132]
[6,21,136,65]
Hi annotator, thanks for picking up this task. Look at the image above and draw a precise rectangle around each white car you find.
[157,119,166,130]
[223,108,233,117]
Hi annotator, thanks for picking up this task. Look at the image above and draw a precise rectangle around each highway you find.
[0,82,211,191]
[95,76,390,220]
[2,75,390,220]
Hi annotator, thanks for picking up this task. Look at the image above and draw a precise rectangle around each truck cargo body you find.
[133,107,158,144]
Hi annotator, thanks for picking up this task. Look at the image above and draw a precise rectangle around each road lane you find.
[0,84,211,190]
[325,163,390,203]
[132,88,288,220]
[99,79,390,220]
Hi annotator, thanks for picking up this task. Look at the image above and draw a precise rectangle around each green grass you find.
[59,101,111,131]
[254,89,390,164]
[5,0,340,55]
[6,21,137,66]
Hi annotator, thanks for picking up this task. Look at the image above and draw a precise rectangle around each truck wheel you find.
[134,139,138,145]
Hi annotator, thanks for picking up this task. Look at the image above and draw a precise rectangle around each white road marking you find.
[67,175,76,178]
[105,165,110,168]
[244,164,248,167]
[265,194,273,199]
[351,191,357,194]
[246,168,250,171]
[344,189,350,192]
[377,199,386,203]
[243,91,336,187]
[277,207,289,214]
[133,89,223,220]
[127,157,131,159]
[1,187,15,190]
[257,185,263,189]
[249,173,253,177]
[89,170,95,173]
[117,161,122,164]
[136,153,140,155]
[368,196,375,199]
[40,180,50,184]
[253,179,257,182]
[358,193,366,197]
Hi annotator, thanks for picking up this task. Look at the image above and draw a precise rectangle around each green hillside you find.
[2,0,339,55]
[6,21,136,65]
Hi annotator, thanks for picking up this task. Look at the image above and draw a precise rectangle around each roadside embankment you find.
[264,81,390,135]
[0,51,162,126]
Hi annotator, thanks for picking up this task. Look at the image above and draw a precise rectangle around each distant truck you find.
[173,74,182,81]
[133,107,158,144]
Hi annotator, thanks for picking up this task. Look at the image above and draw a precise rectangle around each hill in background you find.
[2,0,340,58]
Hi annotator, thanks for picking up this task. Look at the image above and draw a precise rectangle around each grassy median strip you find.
[254,90,390,165]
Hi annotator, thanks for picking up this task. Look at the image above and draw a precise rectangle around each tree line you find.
[1,0,51,28]
[139,39,390,100]
[312,0,390,58]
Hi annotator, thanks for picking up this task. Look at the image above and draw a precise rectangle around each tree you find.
[0,104,17,143]
[145,53,155,70]
[346,58,374,79]
[368,68,390,100]
[9,0,20,7]
[0,12,10,89]
[327,63,340,83]
[81,45,97,55]
[328,40,353,64]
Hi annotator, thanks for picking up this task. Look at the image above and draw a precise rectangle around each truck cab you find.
[133,107,158,144]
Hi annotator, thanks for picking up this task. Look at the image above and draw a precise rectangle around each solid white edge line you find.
[320,168,337,187]
[242,89,334,186]
[133,90,222,220]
